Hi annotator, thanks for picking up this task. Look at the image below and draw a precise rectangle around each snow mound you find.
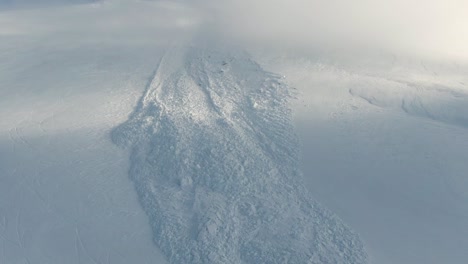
[112,43,367,264]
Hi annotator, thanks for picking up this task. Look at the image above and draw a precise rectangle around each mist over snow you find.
[186,0,468,61]
[1,0,468,264]
[0,0,99,9]
[2,0,468,60]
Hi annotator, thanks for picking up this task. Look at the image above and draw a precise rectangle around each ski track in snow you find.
[112,44,368,264]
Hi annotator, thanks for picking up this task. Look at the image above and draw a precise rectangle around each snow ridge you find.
[349,78,468,128]
[112,43,367,264]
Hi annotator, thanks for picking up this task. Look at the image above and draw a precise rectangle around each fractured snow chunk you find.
[112,43,368,264]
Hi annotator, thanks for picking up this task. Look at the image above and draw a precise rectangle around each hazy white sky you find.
[1,0,467,60]
[193,0,468,60]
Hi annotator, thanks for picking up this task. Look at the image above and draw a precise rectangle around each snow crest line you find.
[349,77,468,129]
[112,45,368,264]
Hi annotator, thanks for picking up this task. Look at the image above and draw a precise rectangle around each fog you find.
[191,0,468,61]
[2,0,467,60]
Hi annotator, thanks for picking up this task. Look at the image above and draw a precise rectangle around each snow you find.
[257,53,468,264]
[112,43,367,263]
[0,45,170,263]
[1,0,468,263]
[0,1,198,263]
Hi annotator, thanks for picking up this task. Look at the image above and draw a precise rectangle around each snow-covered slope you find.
[2,0,468,263]
[112,43,368,263]
[0,41,169,264]
[0,2,197,263]
[258,53,468,264]
[1,2,368,263]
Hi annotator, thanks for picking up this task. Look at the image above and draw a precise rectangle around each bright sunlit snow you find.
[1,1,467,264]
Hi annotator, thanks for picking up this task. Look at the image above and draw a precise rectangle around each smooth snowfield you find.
[258,52,468,264]
[0,1,201,263]
[112,43,367,264]
[0,41,169,264]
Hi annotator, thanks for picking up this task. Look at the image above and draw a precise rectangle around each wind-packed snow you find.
[258,52,468,264]
[340,56,468,129]
[0,43,170,264]
[112,43,368,264]
[0,1,197,263]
